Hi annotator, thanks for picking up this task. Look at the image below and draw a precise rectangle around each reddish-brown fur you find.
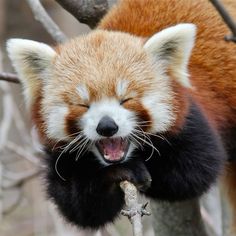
[31,93,46,142]
[30,0,236,226]
[99,0,236,131]
[99,0,236,228]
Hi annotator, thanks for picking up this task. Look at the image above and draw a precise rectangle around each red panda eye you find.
[120,98,132,105]
[78,104,90,109]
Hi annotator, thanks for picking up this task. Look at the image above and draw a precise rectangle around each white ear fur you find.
[6,39,56,106]
[144,24,196,88]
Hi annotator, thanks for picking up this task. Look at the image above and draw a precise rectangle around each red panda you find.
[6,0,236,230]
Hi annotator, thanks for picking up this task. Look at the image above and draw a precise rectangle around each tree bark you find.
[151,199,208,236]
[55,0,109,28]
[209,0,236,42]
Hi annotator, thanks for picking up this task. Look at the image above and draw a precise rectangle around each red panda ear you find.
[6,39,56,107]
[144,24,196,88]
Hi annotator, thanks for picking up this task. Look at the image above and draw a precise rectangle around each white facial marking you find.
[76,84,90,101]
[142,92,174,133]
[116,80,129,97]
[46,106,69,140]
[140,69,175,133]
[80,98,136,140]
[79,98,137,164]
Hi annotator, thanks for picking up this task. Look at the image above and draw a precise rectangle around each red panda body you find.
[99,0,236,132]
[6,0,236,231]
[99,0,236,229]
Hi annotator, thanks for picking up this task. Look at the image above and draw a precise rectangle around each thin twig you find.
[26,0,67,43]
[55,0,109,28]
[0,72,20,83]
[5,141,42,166]
[2,188,23,216]
[120,181,150,236]
[0,83,13,150]
[11,103,32,145]
[209,0,236,42]
[2,169,41,189]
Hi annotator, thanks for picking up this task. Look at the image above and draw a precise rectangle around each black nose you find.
[96,116,119,137]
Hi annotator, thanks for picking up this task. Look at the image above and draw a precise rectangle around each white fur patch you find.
[144,24,196,88]
[76,84,90,101]
[46,106,69,140]
[80,98,136,140]
[80,98,137,164]
[142,91,175,133]
[116,80,129,97]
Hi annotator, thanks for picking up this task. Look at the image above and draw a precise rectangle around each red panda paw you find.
[104,160,152,192]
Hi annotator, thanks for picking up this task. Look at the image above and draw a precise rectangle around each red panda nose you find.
[96,116,119,137]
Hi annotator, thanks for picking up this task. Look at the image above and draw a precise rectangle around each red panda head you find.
[7,24,196,164]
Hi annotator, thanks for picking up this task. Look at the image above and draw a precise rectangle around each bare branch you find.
[0,72,20,83]
[5,141,42,166]
[2,169,40,189]
[0,83,14,150]
[2,188,23,216]
[120,181,150,236]
[26,0,67,43]
[55,0,109,28]
[209,0,236,42]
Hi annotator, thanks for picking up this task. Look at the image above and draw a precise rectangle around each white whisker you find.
[145,144,154,162]
[129,136,143,150]
[54,132,85,181]
[63,135,83,152]
[135,124,172,146]
[69,136,87,153]
[52,130,83,151]
[55,151,67,181]
[131,132,161,157]
[75,139,91,161]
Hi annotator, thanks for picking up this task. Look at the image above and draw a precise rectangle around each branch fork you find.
[120,181,151,236]
[121,202,150,219]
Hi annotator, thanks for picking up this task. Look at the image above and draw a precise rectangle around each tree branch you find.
[120,181,150,236]
[26,0,67,43]
[55,0,109,28]
[0,0,111,83]
[0,72,20,83]
[0,82,14,150]
[151,199,209,236]
[209,0,236,42]
[2,169,40,189]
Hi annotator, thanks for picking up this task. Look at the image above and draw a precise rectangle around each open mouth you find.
[95,138,130,163]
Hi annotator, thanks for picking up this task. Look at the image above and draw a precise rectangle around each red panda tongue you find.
[97,138,126,162]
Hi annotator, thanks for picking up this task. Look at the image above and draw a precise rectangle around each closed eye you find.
[78,104,90,109]
[68,101,90,108]
[120,98,132,105]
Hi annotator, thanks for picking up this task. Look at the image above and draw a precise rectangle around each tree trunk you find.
[151,199,208,236]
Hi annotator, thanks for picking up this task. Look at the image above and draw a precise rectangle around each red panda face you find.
[7,25,196,164]
[40,31,178,164]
